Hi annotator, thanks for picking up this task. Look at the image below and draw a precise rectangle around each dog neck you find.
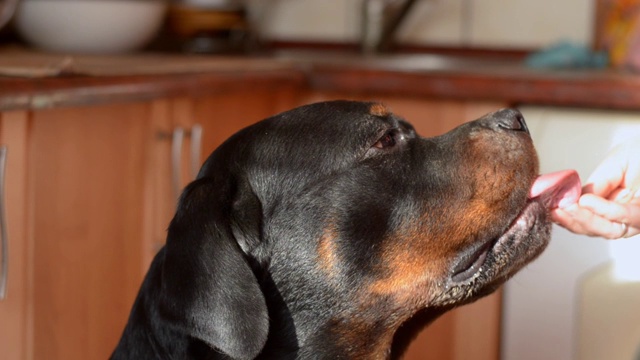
[255,258,447,359]
[259,293,446,360]
[292,309,445,359]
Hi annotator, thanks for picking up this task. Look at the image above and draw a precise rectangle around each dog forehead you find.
[368,103,390,117]
[281,100,392,127]
[258,101,396,152]
[202,100,405,199]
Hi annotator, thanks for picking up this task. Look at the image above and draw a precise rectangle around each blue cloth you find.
[525,41,609,69]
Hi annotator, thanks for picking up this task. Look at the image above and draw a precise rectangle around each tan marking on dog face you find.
[318,225,340,278]
[364,200,497,306]
[369,103,390,117]
[367,229,446,306]
[364,153,535,307]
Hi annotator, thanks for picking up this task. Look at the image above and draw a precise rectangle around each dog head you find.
[158,100,579,359]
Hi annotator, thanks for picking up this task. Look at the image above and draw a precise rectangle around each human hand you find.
[551,137,640,239]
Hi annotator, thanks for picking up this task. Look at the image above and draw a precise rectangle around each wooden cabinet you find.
[0,110,31,360]
[27,102,152,359]
[0,77,506,360]
[144,87,300,267]
[0,85,298,360]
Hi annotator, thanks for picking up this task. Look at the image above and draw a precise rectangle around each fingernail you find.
[616,188,632,203]
[554,207,573,219]
[558,198,574,209]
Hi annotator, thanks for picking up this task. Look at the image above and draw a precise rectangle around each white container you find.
[15,0,168,54]
[577,254,640,360]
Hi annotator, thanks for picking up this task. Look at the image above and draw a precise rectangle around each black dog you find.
[112,100,579,359]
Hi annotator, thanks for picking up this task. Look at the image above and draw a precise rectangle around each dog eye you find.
[373,131,397,149]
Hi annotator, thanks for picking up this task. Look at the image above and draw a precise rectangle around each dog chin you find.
[430,200,552,307]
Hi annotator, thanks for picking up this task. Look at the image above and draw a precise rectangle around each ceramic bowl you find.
[15,0,168,54]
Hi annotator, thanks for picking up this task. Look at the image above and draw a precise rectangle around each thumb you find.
[583,146,628,198]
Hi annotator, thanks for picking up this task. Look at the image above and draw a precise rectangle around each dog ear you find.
[159,178,268,360]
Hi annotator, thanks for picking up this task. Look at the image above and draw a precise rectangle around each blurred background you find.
[0,1,639,360]
[0,0,609,55]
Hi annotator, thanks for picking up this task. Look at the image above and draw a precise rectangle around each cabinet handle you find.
[171,127,185,202]
[190,124,203,180]
[164,125,203,203]
[0,146,8,300]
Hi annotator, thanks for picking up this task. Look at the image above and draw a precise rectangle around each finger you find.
[608,187,634,203]
[583,151,626,197]
[551,208,588,237]
[552,206,630,239]
[626,225,640,238]
[551,206,599,236]
[580,213,629,239]
[579,194,640,227]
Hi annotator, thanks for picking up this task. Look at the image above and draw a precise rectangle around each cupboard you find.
[0,84,299,360]
[0,77,506,359]
[0,110,30,360]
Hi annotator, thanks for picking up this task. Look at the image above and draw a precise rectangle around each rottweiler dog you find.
[112,100,580,359]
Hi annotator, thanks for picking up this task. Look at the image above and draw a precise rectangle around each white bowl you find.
[15,0,168,54]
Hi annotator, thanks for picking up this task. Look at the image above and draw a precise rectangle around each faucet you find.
[0,0,18,30]
[360,0,418,53]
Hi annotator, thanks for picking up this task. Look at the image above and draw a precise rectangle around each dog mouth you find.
[450,170,581,284]
[451,238,495,283]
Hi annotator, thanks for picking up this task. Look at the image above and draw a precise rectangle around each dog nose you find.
[492,109,529,134]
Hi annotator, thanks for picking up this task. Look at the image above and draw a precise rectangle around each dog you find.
[111,100,580,359]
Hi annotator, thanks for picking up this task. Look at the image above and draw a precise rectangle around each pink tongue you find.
[529,170,581,209]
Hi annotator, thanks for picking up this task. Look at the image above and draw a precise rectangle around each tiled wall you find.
[249,0,595,48]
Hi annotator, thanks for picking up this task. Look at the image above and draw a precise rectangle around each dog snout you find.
[484,109,529,135]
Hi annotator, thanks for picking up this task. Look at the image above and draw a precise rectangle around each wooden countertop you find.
[2,49,640,111]
[281,51,640,110]
[0,52,306,110]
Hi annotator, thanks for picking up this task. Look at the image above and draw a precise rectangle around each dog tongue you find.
[529,170,581,209]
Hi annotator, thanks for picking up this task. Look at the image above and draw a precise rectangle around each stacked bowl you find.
[15,0,168,53]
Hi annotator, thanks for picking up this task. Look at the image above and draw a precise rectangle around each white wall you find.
[249,0,595,48]
[502,107,640,360]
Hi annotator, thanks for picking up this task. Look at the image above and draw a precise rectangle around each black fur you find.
[112,101,549,359]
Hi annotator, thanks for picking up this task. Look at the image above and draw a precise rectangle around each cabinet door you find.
[193,86,300,156]
[0,111,31,360]
[29,103,153,360]
[141,88,300,263]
